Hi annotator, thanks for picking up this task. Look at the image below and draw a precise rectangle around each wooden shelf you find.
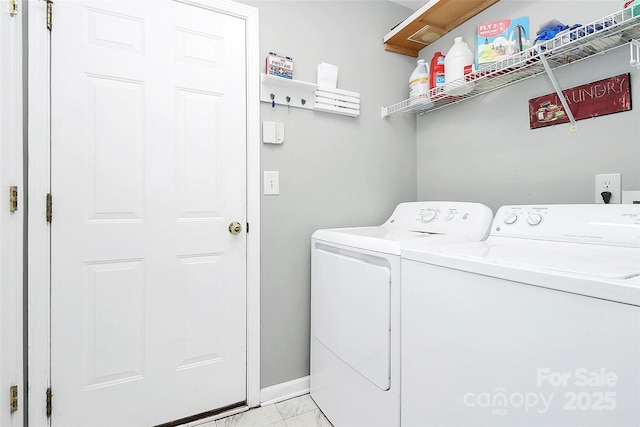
[384,0,500,57]
[260,74,361,117]
[260,73,318,110]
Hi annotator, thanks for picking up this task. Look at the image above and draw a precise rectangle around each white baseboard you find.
[260,376,310,406]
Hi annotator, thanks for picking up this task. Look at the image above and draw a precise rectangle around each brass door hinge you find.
[46,0,52,31]
[46,193,52,223]
[10,385,18,412]
[9,0,18,16]
[9,186,18,212]
[46,387,52,418]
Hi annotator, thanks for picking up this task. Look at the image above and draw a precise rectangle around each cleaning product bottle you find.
[409,59,430,98]
[430,51,445,92]
[444,37,474,96]
[409,59,433,109]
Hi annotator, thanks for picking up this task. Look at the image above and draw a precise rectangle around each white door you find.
[50,1,247,425]
[1,2,23,426]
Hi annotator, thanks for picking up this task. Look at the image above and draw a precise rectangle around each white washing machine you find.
[310,201,493,427]
[401,204,640,427]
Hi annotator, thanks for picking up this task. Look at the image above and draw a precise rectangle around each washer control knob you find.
[444,211,455,221]
[421,209,437,223]
[527,214,543,226]
[504,214,518,225]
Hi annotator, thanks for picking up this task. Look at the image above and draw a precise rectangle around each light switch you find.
[264,171,280,195]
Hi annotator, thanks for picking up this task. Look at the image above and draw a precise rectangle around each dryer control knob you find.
[527,214,543,226]
[504,214,518,225]
[421,209,437,223]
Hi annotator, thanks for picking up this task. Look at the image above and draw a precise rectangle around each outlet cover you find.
[595,173,621,204]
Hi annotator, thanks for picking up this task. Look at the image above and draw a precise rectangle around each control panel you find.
[492,205,640,247]
[383,202,493,242]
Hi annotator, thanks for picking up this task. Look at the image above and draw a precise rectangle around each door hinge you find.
[46,0,52,31]
[246,222,250,233]
[46,193,52,223]
[9,0,18,16]
[9,186,18,212]
[46,387,52,418]
[10,385,18,413]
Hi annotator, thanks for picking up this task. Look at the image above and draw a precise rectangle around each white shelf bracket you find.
[630,39,640,69]
[539,53,578,132]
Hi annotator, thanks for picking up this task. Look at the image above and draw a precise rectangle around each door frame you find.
[27,1,260,424]
[1,1,23,425]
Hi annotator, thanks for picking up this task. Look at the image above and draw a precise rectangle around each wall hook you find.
[301,99,306,105]
[270,93,275,108]
[286,96,291,111]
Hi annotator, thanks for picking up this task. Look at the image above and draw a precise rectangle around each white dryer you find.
[401,204,640,427]
[310,202,493,427]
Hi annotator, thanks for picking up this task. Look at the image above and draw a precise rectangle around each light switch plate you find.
[264,171,279,195]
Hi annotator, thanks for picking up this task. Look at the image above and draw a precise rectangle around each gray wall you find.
[415,0,640,213]
[238,1,418,388]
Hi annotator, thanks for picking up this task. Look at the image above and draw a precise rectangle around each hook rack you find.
[260,74,316,111]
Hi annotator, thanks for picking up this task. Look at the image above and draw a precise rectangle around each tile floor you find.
[189,394,334,427]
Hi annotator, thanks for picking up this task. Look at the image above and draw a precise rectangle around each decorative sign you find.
[528,73,631,129]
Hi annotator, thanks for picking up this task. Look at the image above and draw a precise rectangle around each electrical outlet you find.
[594,173,621,204]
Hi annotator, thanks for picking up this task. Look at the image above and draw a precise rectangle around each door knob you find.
[229,221,242,235]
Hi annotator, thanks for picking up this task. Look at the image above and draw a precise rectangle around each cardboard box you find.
[476,17,529,69]
[266,52,294,79]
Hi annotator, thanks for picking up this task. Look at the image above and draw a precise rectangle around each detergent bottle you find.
[430,51,445,92]
[409,59,433,109]
[409,59,430,98]
[444,37,474,96]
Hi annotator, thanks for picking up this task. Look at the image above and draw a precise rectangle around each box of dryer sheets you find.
[266,52,294,79]
[476,16,529,69]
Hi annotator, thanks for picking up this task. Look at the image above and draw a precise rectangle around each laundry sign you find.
[528,73,631,129]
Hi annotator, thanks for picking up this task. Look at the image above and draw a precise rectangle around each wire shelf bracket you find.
[539,53,578,132]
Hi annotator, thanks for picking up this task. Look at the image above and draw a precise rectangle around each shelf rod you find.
[539,53,578,132]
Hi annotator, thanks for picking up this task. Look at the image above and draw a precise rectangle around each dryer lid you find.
[312,226,466,255]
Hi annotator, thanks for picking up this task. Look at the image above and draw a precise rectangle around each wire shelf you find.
[382,9,640,118]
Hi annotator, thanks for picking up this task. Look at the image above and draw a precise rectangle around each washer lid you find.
[429,238,640,280]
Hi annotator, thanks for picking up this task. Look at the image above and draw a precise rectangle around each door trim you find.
[27,1,260,424]
[1,2,23,425]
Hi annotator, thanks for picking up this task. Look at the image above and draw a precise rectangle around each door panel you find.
[50,1,247,425]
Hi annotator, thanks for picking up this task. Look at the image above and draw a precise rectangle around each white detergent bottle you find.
[444,37,474,96]
[409,59,433,109]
